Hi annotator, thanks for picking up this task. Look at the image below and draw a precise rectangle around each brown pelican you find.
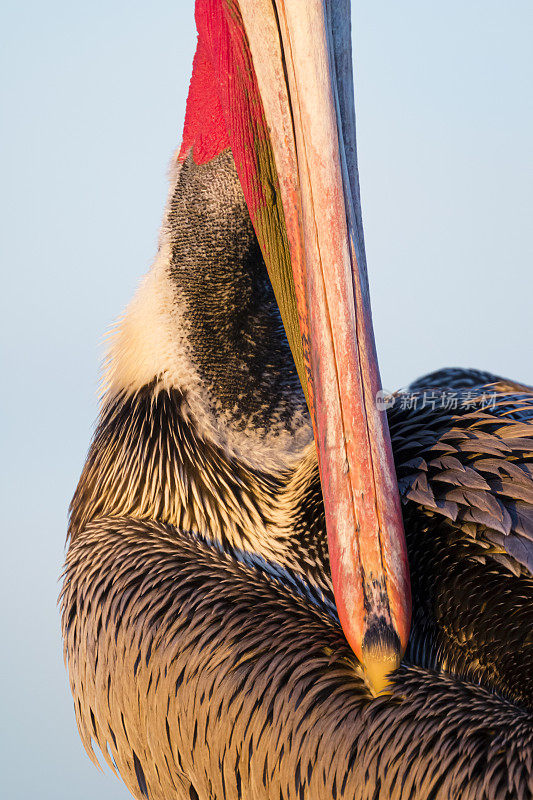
[61,1,533,798]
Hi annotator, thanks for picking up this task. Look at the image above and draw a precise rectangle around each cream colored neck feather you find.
[103,154,313,476]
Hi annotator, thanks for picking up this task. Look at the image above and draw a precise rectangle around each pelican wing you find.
[392,376,533,577]
[389,375,533,707]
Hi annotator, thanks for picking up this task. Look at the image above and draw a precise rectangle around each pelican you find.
[61,1,533,798]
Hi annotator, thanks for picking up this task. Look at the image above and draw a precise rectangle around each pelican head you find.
[178,0,412,692]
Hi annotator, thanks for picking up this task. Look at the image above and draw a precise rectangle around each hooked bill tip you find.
[361,622,402,696]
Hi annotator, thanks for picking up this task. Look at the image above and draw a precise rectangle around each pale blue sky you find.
[1,2,531,798]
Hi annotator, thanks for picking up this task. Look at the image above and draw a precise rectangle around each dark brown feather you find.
[62,374,533,799]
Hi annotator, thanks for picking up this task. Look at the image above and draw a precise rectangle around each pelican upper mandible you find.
[61,1,533,798]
